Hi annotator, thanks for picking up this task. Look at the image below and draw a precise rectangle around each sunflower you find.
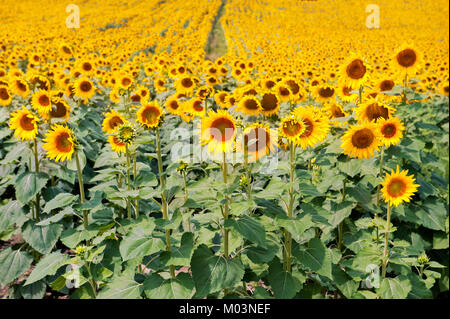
[355,97,396,123]
[293,106,330,149]
[260,77,277,91]
[59,43,73,57]
[283,78,302,101]
[260,91,280,117]
[438,80,449,97]
[341,121,381,159]
[117,74,133,90]
[102,110,125,133]
[165,95,182,115]
[108,135,127,153]
[381,165,420,207]
[77,60,95,76]
[236,95,261,116]
[0,85,12,106]
[225,94,237,109]
[200,109,237,153]
[31,90,52,116]
[9,106,39,140]
[137,102,163,128]
[42,124,75,162]
[376,78,396,93]
[175,76,196,95]
[27,73,50,91]
[279,115,306,145]
[214,91,229,108]
[314,84,336,103]
[274,82,292,102]
[197,85,214,100]
[326,102,348,127]
[109,88,121,103]
[187,98,205,117]
[377,116,405,147]
[340,55,370,89]
[392,43,421,76]
[49,98,71,121]
[73,77,96,101]
[9,77,30,99]
[154,78,167,93]
[239,123,277,162]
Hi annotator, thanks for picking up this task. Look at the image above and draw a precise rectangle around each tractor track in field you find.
[205,0,227,61]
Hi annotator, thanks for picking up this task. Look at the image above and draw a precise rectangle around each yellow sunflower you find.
[9,77,30,99]
[9,106,39,140]
[175,76,196,95]
[214,91,229,108]
[326,102,348,127]
[186,98,205,117]
[42,124,75,162]
[377,117,405,147]
[340,55,370,89]
[337,81,357,102]
[236,95,261,116]
[73,77,96,101]
[314,84,336,103]
[279,115,306,145]
[381,165,420,207]
[154,78,167,93]
[31,90,52,117]
[0,85,12,106]
[137,102,163,128]
[239,123,277,162]
[49,98,71,121]
[200,110,237,153]
[274,82,292,102]
[260,91,280,117]
[392,43,422,76]
[292,106,330,149]
[341,121,381,159]
[102,110,125,134]
[355,97,396,123]
[165,95,183,115]
[108,135,127,153]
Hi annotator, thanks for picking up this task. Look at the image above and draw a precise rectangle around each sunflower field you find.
[0,0,448,300]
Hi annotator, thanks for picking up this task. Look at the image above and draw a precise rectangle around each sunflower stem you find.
[125,143,132,220]
[284,142,296,272]
[182,169,191,232]
[117,172,123,219]
[375,146,385,242]
[382,204,393,278]
[133,152,139,218]
[337,180,346,251]
[222,151,230,260]
[156,128,175,278]
[33,139,40,222]
[75,150,88,229]
[403,74,408,104]
[359,86,363,104]
[243,143,253,216]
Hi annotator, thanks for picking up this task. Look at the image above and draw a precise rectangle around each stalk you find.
[222,151,230,259]
[243,143,253,215]
[382,204,393,278]
[133,152,139,218]
[33,139,41,221]
[402,74,408,104]
[75,151,88,229]
[375,146,385,242]
[117,172,123,219]
[125,143,132,219]
[337,180,346,251]
[182,170,191,232]
[359,86,363,104]
[156,128,175,278]
[284,142,296,272]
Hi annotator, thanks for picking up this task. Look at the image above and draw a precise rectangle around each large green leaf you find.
[20,280,46,299]
[97,276,142,299]
[0,247,33,287]
[0,200,26,232]
[143,272,194,299]
[160,232,194,266]
[43,193,78,213]
[267,258,301,298]
[293,238,332,279]
[25,250,69,286]
[15,171,48,204]
[22,220,63,254]
[190,244,244,298]
[119,226,165,261]
[225,215,266,247]
[377,276,412,299]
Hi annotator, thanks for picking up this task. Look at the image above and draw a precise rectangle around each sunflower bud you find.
[177,161,188,173]
[417,252,429,265]
[117,122,137,144]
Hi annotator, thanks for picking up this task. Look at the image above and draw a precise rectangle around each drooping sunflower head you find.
[381,165,420,207]
[9,77,30,99]
[197,85,214,100]
[42,124,75,162]
[292,106,330,149]
[236,95,261,116]
[200,109,237,154]
[214,91,229,108]
[341,121,381,159]
[31,90,52,117]
[355,97,396,123]
[340,55,370,89]
[108,135,127,154]
[326,102,348,127]
[0,85,12,106]
[59,43,73,57]
[9,106,39,140]
[27,73,50,91]
[259,91,280,117]
[73,77,96,101]
[282,77,302,101]
[137,102,163,128]
[337,81,357,102]
[102,110,125,134]
[239,123,277,162]
[49,97,71,121]
[377,116,405,147]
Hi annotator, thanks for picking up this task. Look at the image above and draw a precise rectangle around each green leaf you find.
[119,226,165,261]
[0,200,26,233]
[293,238,332,279]
[275,213,314,242]
[22,220,63,254]
[190,244,244,298]
[25,250,69,286]
[97,276,142,299]
[327,201,355,228]
[60,228,97,249]
[20,280,46,299]
[416,199,448,231]
[0,247,33,287]
[67,149,86,171]
[43,193,78,213]
[340,244,382,280]
[407,273,433,299]
[225,215,266,247]
[377,276,411,299]
[160,232,194,266]
[267,258,301,298]
[15,171,48,204]
[143,272,194,299]
[332,265,358,298]
[338,159,362,177]
[36,207,74,226]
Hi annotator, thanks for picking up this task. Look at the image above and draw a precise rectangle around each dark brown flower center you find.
[109,116,124,129]
[380,80,394,91]
[50,102,67,118]
[181,78,193,88]
[346,59,366,79]
[38,94,50,106]
[261,93,278,111]
[56,132,72,152]
[210,117,235,142]
[0,87,9,100]
[244,98,259,110]
[20,114,35,131]
[319,87,335,98]
[351,128,375,148]
[80,81,92,92]
[285,80,300,95]
[365,103,389,121]
[396,49,417,68]
[381,123,396,138]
